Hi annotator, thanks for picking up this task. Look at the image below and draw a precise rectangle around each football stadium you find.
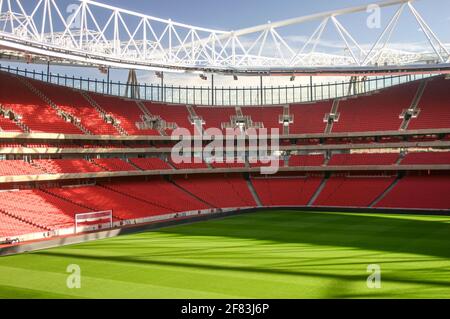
[0,0,449,303]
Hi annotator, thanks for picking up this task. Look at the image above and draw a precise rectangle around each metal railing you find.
[0,64,435,106]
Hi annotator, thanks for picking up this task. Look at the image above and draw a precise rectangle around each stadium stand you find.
[375,175,450,210]
[408,77,450,130]
[0,116,22,132]
[252,176,323,206]
[241,106,284,132]
[328,153,399,166]
[401,151,450,165]
[173,175,256,208]
[129,158,172,170]
[0,189,88,230]
[313,175,396,207]
[33,159,105,174]
[91,158,137,172]
[288,154,324,167]
[332,81,419,132]
[89,93,161,136]
[31,80,119,135]
[0,211,45,238]
[289,101,330,134]
[0,73,83,134]
[194,106,236,130]
[0,160,44,176]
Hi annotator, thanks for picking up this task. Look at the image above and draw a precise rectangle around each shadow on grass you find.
[152,211,450,259]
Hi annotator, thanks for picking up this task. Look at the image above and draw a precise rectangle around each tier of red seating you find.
[91,158,137,172]
[313,176,395,207]
[333,81,419,133]
[31,79,119,135]
[0,160,44,176]
[375,175,450,210]
[33,159,104,174]
[408,78,450,130]
[1,173,448,239]
[288,155,324,167]
[2,151,449,177]
[0,73,83,134]
[90,93,160,136]
[173,175,256,208]
[1,71,448,136]
[0,116,22,132]
[401,151,450,165]
[252,176,322,206]
[328,153,399,166]
[129,157,172,170]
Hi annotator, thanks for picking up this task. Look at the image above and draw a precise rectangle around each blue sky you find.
[3,0,450,86]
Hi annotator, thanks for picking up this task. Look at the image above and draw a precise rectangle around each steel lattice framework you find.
[0,0,448,74]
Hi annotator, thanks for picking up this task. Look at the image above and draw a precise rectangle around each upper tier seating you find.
[144,102,194,134]
[0,116,22,132]
[91,158,137,172]
[173,175,256,208]
[288,155,324,167]
[31,80,119,135]
[241,106,283,132]
[0,160,44,176]
[33,159,104,174]
[313,176,395,207]
[328,153,399,166]
[332,81,419,132]
[0,72,83,134]
[129,158,172,170]
[252,176,322,206]
[401,152,450,165]
[90,93,160,136]
[194,106,236,131]
[408,77,450,130]
[289,101,331,134]
[375,175,450,210]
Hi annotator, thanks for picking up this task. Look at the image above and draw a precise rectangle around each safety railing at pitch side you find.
[0,64,435,106]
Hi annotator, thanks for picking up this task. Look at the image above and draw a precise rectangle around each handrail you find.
[0,64,436,106]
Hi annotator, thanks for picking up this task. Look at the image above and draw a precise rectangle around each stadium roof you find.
[0,0,449,75]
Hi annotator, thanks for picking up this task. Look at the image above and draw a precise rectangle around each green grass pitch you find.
[0,210,450,299]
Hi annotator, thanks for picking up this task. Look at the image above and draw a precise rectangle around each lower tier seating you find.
[101,178,210,213]
[0,211,45,238]
[0,189,88,230]
[173,175,256,208]
[313,175,395,207]
[252,176,323,206]
[46,185,168,220]
[0,173,448,240]
[375,175,450,210]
